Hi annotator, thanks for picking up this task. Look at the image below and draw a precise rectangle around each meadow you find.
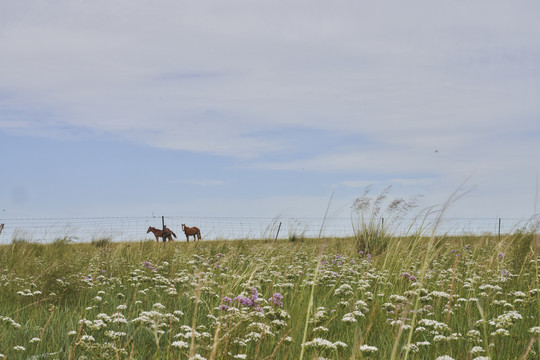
[1,227,539,360]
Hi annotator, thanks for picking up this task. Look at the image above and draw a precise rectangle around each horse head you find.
[181,224,186,231]
[147,226,153,233]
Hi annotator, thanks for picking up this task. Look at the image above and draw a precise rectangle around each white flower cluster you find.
[303,338,347,350]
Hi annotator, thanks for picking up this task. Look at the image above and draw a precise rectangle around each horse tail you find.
[171,230,177,238]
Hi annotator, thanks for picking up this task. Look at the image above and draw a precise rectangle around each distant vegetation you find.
[1,227,539,359]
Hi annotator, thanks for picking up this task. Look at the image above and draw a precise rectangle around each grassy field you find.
[0,230,539,359]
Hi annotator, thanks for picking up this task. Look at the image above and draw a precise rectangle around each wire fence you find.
[0,215,538,244]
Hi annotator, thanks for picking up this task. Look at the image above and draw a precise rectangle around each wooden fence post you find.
[498,218,501,241]
[162,216,166,243]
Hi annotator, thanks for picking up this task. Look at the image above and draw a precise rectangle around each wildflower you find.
[233,355,247,359]
[360,344,378,353]
[143,261,156,272]
[105,331,127,339]
[470,346,485,354]
[171,340,189,348]
[498,252,504,259]
[342,313,357,323]
[153,303,166,310]
[418,319,450,331]
[529,327,540,334]
[80,335,95,342]
[313,326,329,333]
[29,337,41,343]
[402,343,419,353]
[488,310,522,328]
[218,304,230,311]
[334,284,354,297]
[433,335,448,342]
[13,346,25,351]
[435,356,454,360]
[235,296,253,307]
[303,338,337,350]
[269,293,284,307]
[491,328,510,336]
[189,355,207,360]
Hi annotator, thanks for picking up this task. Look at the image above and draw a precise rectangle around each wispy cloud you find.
[171,179,224,186]
[335,178,434,189]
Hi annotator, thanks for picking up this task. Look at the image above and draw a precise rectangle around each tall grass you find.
[0,220,539,359]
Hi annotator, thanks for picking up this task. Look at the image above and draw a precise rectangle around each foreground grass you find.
[0,233,539,359]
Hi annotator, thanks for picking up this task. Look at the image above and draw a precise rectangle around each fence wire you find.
[0,215,538,244]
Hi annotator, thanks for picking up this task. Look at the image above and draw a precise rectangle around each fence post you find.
[162,216,166,243]
[275,222,282,241]
[498,218,501,241]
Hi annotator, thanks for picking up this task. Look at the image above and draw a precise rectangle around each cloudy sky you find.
[1,0,539,222]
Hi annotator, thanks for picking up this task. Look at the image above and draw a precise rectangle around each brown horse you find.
[182,224,201,242]
[147,226,177,243]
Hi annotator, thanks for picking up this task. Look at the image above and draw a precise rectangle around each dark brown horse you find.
[182,224,201,242]
[147,226,177,243]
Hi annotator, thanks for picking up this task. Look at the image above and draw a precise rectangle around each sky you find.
[1,0,540,225]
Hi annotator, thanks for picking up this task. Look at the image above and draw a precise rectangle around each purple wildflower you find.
[409,276,417,282]
[498,252,504,260]
[143,261,156,272]
[269,293,284,307]
[218,304,230,311]
[235,296,253,307]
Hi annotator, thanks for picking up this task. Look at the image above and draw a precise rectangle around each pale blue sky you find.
[1,0,539,222]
